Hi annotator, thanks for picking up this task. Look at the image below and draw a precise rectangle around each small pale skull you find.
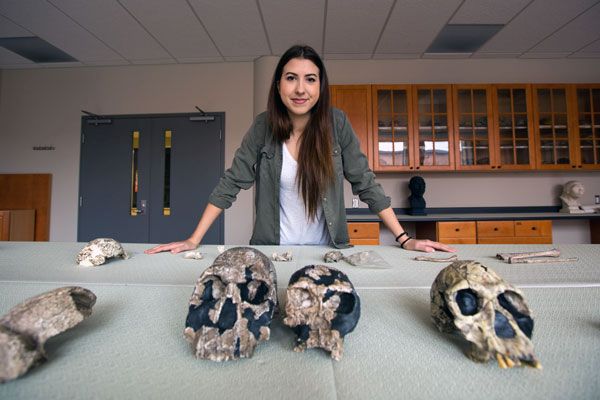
[283,265,361,361]
[184,247,277,361]
[271,251,293,262]
[430,260,540,369]
[323,250,344,263]
[76,238,129,266]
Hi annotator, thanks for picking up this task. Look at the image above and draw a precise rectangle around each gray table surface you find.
[1,242,599,399]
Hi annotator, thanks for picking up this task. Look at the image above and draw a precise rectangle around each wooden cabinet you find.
[347,222,379,245]
[532,85,575,170]
[478,220,552,244]
[331,83,600,172]
[0,210,35,241]
[416,221,476,244]
[491,85,536,170]
[573,84,600,169]
[330,85,373,168]
[416,220,552,244]
[371,85,414,171]
[412,85,455,171]
[453,85,494,170]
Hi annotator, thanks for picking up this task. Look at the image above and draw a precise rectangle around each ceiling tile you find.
[48,0,171,62]
[188,0,269,57]
[528,3,600,53]
[376,0,462,55]
[0,0,124,64]
[259,0,325,55]
[0,14,32,37]
[118,0,222,61]
[479,0,598,53]
[325,0,393,55]
[450,0,530,24]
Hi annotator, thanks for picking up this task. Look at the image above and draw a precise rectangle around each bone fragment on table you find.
[413,254,458,262]
[496,248,560,261]
[183,251,204,260]
[271,251,293,261]
[509,257,578,264]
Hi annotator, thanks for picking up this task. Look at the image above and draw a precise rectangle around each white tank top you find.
[279,143,330,245]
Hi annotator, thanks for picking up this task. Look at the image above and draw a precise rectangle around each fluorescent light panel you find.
[0,37,77,63]
[426,24,504,54]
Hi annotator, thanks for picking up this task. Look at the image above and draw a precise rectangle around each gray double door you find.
[78,113,224,244]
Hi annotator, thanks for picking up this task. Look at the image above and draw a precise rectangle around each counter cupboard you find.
[330,84,600,172]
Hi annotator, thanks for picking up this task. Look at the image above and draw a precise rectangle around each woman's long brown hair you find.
[267,45,334,221]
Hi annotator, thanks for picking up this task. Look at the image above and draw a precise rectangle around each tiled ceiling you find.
[0,0,599,69]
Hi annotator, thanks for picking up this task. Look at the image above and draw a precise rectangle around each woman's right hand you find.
[144,238,198,255]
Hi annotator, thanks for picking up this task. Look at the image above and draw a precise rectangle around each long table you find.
[1,242,599,399]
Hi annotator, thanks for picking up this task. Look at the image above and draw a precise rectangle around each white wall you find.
[0,57,599,244]
[0,63,254,243]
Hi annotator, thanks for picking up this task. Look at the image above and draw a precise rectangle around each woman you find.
[146,45,454,254]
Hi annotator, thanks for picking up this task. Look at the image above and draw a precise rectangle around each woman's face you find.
[278,57,320,121]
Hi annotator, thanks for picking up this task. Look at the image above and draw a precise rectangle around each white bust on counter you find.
[559,181,598,214]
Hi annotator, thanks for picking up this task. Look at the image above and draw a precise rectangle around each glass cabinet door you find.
[534,86,572,169]
[413,86,453,170]
[493,86,535,170]
[454,86,493,170]
[575,86,600,168]
[373,86,412,170]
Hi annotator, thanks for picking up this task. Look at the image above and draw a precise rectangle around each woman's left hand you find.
[402,238,456,253]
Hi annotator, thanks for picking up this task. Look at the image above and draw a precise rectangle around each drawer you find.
[512,236,553,244]
[438,237,477,244]
[477,221,514,237]
[437,222,476,239]
[478,237,519,244]
[514,220,552,237]
[347,222,379,240]
[349,238,380,245]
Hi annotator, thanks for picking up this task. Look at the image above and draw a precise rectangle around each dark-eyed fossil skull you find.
[430,260,540,369]
[184,247,277,361]
[283,265,361,361]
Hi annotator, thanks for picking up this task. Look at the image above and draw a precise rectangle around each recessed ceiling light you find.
[0,36,77,63]
[426,24,504,54]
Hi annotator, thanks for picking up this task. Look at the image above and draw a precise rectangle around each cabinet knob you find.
[416,166,420,170]
[455,228,460,232]
[494,227,498,231]
[353,229,358,233]
[578,165,583,168]
[497,165,502,169]
[531,227,537,231]
[571,165,576,168]
[491,166,496,169]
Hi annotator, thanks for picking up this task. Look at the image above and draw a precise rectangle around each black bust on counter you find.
[408,176,427,215]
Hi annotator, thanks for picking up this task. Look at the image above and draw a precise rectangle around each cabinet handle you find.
[531,227,537,231]
[455,228,460,232]
[416,166,420,170]
[491,166,496,169]
[497,165,502,169]
[494,227,498,231]
[409,166,413,170]
[353,229,358,233]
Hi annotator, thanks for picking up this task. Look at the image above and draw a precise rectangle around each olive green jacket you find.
[208,108,391,248]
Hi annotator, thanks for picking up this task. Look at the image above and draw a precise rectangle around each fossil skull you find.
[76,238,129,266]
[184,247,277,361]
[430,260,540,369]
[283,265,361,361]
[0,286,97,383]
